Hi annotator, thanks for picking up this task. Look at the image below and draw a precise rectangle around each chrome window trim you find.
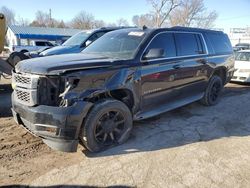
[140,31,209,63]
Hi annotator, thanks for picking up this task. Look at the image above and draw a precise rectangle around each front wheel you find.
[200,75,223,106]
[80,99,133,152]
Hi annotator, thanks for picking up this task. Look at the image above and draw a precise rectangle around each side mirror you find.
[85,40,92,47]
[143,48,165,60]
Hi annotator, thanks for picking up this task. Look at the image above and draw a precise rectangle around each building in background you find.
[228,27,250,46]
[6,25,81,51]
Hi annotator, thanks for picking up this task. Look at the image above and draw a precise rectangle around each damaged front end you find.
[11,70,93,152]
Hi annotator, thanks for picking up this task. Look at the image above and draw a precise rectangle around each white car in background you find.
[232,50,250,83]
[11,40,54,53]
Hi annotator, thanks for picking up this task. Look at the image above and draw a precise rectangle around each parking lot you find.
[1,79,250,187]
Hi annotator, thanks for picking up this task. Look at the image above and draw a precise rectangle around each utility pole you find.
[49,9,52,26]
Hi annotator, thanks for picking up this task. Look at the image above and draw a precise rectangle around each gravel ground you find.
[1,78,250,188]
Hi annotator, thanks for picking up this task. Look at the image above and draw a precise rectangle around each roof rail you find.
[99,26,137,30]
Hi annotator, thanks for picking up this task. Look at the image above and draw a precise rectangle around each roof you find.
[8,25,81,40]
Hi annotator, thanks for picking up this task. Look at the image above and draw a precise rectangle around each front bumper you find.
[12,96,93,152]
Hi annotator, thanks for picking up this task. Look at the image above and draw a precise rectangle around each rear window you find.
[174,33,205,56]
[205,33,232,54]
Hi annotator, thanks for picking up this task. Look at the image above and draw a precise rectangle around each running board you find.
[134,93,204,121]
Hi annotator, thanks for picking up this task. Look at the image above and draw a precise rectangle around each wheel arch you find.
[86,88,135,112]
[212,67,227,85]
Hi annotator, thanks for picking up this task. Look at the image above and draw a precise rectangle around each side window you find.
[145,33,177,59]
[88,31,106,42]
[84,32,104,47]
[46,42,54,46]
[175,33,203,56]
[95,31,106,38]
[205,33,233,54]
[36,41,46,46]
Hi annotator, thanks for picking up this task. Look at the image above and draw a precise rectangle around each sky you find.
[1,0,250,32]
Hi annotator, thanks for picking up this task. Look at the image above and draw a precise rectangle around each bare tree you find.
[132,14,155,28]
[31,10,50,27]
[57,20,67,28]
[116,18,129,27]
[170,0,218,28]
[93,20,105,28]
[17,17,30,26]
[71,11,95,29]
[30,10,68,28]
[148,0,181,27]
[0,6,16,25]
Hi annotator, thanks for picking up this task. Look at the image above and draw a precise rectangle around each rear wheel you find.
[80,99,133,152]
[201,75,223,106]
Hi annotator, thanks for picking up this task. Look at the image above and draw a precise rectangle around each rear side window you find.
[174,33,204,56]
[205,33,232,54]
[36,41,46,46]
[146,33,176,58]
[46,42,54,46]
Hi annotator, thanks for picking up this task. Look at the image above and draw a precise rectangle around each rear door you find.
[172,32,209,99]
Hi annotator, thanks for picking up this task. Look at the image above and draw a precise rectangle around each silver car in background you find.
[232,50,250,83]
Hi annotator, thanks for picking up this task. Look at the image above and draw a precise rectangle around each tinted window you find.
[36,41,46,46]
[146,33,176,58]
[175,33,202,56]
[96,31,106,38]
[205,33,232,54]
[87,32,106,43]
[46,42,54,46]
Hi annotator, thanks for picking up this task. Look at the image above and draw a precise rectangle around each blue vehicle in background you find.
[26,27,128,58]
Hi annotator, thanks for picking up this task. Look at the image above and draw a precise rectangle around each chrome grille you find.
[16,89,30,103]
[13,72,39,106]
[14,74,31,84]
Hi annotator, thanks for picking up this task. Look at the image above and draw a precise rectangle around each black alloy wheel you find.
[201,75,223,106]
[80,99,133,152]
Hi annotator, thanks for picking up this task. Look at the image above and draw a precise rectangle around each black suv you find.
[12,27,234,152]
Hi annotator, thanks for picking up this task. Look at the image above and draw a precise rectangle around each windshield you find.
[82,30,146,60]
[63,31,91,46]
[235,52,250,61]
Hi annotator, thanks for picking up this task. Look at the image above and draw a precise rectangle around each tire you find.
[200,75,223,106]
[80,99,133,152]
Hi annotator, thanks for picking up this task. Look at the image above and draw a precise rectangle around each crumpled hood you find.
[40,45,82,56]
[15,53,115,75]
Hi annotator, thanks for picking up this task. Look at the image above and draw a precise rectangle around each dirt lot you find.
[1,78,250,188]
